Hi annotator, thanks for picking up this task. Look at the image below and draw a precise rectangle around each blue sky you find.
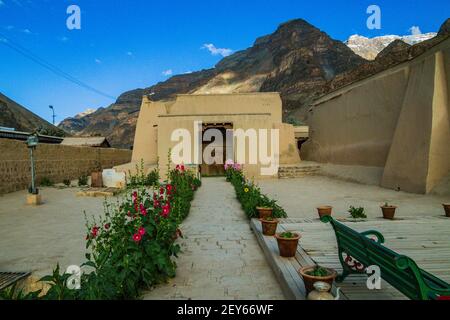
[0,0,449,124]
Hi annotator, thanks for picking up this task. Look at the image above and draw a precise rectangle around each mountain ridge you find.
[59,18,450,148]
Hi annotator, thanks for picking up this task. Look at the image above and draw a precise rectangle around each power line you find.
[0,33,117,100]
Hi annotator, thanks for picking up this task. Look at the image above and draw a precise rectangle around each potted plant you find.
[275,232,301,258]
[299,265,338,293]
[260,217,279,236]
[381,202,397,220]
[256,207,273,219]
[443,204,450,218]
[317,206,333,219]
[348,206,367,219]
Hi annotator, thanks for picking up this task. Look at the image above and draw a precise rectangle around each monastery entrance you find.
[200,123,233,176]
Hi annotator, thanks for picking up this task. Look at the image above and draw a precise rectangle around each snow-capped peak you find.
[345,32,437,60]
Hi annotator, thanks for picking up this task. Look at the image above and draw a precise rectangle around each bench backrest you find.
[324,217,424,300]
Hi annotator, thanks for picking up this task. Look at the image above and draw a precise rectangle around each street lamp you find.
[49,105,56,125]
[26,134,39,195]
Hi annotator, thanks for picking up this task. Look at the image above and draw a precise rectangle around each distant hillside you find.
[0,92,65,136]
[59,19,366,148]
[59,17,450,149]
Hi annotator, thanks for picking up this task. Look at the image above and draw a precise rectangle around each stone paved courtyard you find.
[143,178,284,300]
[0,175,449,299]
[257,176,449,219]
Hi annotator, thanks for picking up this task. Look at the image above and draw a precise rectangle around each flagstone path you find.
[143,177,284,300]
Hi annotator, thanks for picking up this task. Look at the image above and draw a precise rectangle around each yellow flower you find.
[244,188,249,193]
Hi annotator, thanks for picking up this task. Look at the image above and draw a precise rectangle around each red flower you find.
[166,184,173,192]
[162,204,170,218]
[139,203,147,216]
[153,200,160,208]
[132,191,138,201]
[138,227,146,236]
[91,226,99,238]
[127,211,132,217]
[104,223,110,230]
[180,165,185,171]
[159,187,165,195]
[133,233,142,243]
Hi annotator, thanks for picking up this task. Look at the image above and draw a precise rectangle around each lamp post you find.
[26,134,40,201]
[49,105,56,125]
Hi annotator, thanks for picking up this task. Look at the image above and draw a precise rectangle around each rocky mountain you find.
[438,18,450,36]
[59,18,450,149]
[59,19,366,148]
[345,33,436,60]
[0,92,64,136]
[330,23,450,92]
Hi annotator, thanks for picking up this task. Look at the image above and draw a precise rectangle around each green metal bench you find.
[321,216,450,300]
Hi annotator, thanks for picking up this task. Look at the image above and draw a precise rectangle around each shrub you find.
[127,159,160,188]
[226,162,287,219]
[40,177,54,187]
[348,206,367,219]
[63,179,71,187]
[6,166,200,300]
[78,175,88,187]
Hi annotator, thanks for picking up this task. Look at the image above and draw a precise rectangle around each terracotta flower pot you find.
[317,206,333,219]
[381,206,397,220]
[260,218,279,236]
[257,207,273,220]
[443,204,450,218]
[299,266,338,294]
[275,233,301,258]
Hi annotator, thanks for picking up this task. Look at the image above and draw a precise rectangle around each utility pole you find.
[49,105,56,125]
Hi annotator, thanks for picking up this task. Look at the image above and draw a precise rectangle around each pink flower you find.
[133,233,142,243]
[138,227,146,236]
[153,200,160,208]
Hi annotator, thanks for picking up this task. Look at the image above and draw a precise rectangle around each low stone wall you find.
[0,138,132,194]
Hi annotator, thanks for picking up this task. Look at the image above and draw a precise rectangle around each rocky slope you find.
[59,18,450,149]
[345,33,436,60]
[59,19,366,148]
[0,92,64,136]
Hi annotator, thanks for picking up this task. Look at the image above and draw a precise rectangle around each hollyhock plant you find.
[139,203,148,216]
[224,159,234,170]
[47,164,202,300]
[162,204,170,218]
[91,226,99,238]
[133,233,142,243]
[138,227,146,236]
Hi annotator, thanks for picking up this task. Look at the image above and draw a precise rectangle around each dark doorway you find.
[200,123,233,176]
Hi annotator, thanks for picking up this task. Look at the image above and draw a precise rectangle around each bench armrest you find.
[361,230,385,244]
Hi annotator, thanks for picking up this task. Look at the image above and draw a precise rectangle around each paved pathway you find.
[143,177,284,300]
